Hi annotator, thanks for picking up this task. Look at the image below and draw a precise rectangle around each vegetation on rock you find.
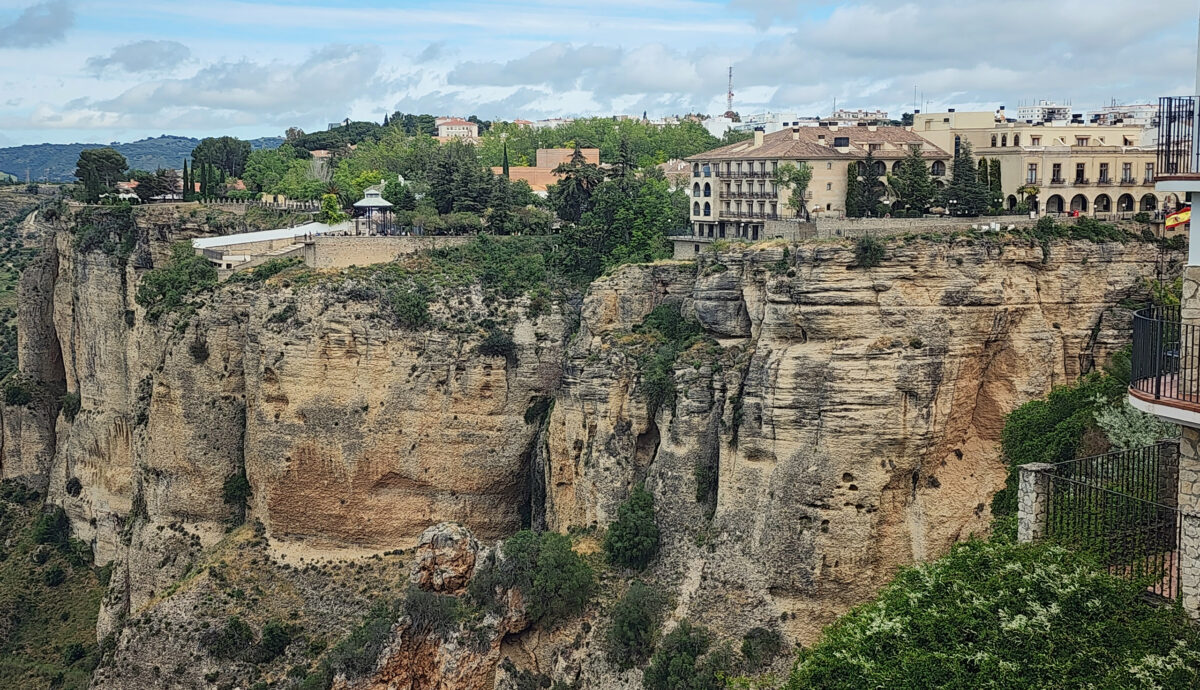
[606,580,667,669]
[603,483,660,570]
[135,241,218,321]
[469,530,594,625]
[643,619,733,690]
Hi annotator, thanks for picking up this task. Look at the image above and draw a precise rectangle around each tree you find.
[192,136,252,178]
[244,148,291,192]
[940,140,989,216]
[844,162,864,218]
[859,152,886,215]
[989,157,1003,209]
[607,581,667,669]
[643,620,731,690]
[319,194,348,224]
[549,144,604,222]
[382,181,417,211]
[132,168,180,202]
[603,483,660,570]
[888,145,934,214]
[75,147,128,201]
[773,162,813,219]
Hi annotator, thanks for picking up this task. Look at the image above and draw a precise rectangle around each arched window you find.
[892,161,902,173]
[991,134,997,147]
[1046,195,1065,213]
[1001,134,1007,147]
[1140,195,1158,212]
[1117,194,1134,212]
[1094,194,1111,212]
[692,163,700,176]
[954,135,961,156]
[1006,195,1017,210]
[873,161,886,176]
[703,202,711,217]
[703,182,711,197]
[931,161,946,176]
[1013,134,1020,146]
[692,183,701,197]
[693,201,700,215]
[1069,194,1088,213]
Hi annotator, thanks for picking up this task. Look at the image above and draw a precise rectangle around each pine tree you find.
[383,113,390,127]
[890,145,934,214]
[941,141,989,216]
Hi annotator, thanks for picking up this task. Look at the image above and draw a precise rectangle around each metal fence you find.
[1157,96,1198,177]
[1130,306,1200,406]
[1044,441,1181,599]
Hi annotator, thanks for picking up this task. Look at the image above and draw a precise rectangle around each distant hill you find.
[0,135,284,183]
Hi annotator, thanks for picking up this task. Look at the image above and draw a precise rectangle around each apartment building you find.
[435,118,479,139]
[683,125,949,244]
[913,111,1175,216]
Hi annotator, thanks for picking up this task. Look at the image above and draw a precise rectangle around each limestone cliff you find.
[0,208,1174,688]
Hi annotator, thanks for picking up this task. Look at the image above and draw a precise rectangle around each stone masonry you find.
[1017,463,1053,543]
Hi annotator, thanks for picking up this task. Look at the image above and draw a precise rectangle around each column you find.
[1178,427,1200,618]
[1017,462,1053,543]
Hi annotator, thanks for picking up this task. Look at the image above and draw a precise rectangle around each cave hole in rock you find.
[634,420,661,469]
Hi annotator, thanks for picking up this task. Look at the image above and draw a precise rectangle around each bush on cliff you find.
[468,530,594,625]
[135,241,218,321]
[643,619,733,690]
[784,538,1200,689]
[603,483,659,571]
[853,235,885,268]
[607,580,667,669]
[633,304,705,416]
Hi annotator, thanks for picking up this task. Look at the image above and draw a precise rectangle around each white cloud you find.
[0,0,73,48]
[86,40,191,75]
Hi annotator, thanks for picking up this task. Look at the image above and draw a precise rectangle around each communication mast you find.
[723,65,736,119]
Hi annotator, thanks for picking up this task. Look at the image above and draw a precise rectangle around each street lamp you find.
[948,199,958,216]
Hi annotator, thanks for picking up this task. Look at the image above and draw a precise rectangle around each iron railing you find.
[1157,96,1198,177]
[1130,306,1200,405]
[1044,442,1181,599]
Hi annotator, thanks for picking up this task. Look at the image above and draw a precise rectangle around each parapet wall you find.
[812,216,1039,239]
[303,235,472,269]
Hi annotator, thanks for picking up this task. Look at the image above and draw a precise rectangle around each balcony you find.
[1074,178,1090,185]
[1120,177,1137,186]
[720,211,781,221]
[1025,178,1042,186]
[1155,96,1200,190]
[1128,307,1200,427]
[1050,178,1067,186]
[1097,177,1112,185]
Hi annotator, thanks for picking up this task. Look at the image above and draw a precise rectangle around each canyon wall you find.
[0,209,1171,688]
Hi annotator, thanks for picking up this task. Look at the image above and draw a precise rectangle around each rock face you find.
[0,210,1174,688]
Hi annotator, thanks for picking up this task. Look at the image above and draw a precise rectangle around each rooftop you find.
[688,126,947,161]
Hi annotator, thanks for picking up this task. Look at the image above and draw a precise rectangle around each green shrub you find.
[387,288,430,328]
[607,580,667,669]
[266,303,297,324]
[3,376,34,406]
[222,473,251,506]
[32,506,71,547]
[633,304,705,416]
[477,328,516,360]
[65,477,82,497]
[325,599,399,678]
[244,256,302,282]
[60,392,81,422]
[853,235,885,268]
[603,484,660,570]
[61,642,87,665]
[250,620,297,663]
[135,242,218,321]
[785,539,1200,689]
[71,204,138,259]
[1133,211,1152,224]
[188,336,210,362]
[201,616,254,660]
[43,565,66,587]
[402,585,459,639]
[643,620,732,690]
[740,626,784,668]
[469,530,594,625]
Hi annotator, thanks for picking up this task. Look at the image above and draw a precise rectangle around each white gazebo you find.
[352,186,393,235]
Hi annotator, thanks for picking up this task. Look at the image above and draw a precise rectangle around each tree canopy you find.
[191,136,252,178]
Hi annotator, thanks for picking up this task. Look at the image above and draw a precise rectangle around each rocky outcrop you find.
[0,209,1176,688]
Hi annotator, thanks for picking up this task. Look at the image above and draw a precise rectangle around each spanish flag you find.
[1167,206,1191,229]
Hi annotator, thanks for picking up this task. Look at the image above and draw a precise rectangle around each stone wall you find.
[302,235,472,269]
[813,216,1039,239]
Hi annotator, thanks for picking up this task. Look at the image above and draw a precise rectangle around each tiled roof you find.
[687,126,947,161]
[439,118,475,127]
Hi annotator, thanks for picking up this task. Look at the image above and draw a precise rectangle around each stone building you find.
[682,125,950,247]
[913,110,1177,216]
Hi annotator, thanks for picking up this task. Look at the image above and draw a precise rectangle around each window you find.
[827,162,833,169]
[1031,136,1041,146]
[703,183,711,197]
[931,160,946,176]
[1075,163,1086,182]
[772,161,778,172]
[1076,137,1089,146]
[703,202,711,217]
[1122,162,1132,181]
[1052,163,1062,182]
[1001,134,1007,147]
[868,143,882,152]
[692,163,700,177]
[692,183,701,197]
[991,134,997,147]
[1098,163,1109,182]
[1027,163,1038,183]
[1014,134,1020,146]
[834,136,849,147]
[1146,163,1155,181]
[826,182,832,190]
[693,202,700,215]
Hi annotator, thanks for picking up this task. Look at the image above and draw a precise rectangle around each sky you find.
[0,0,1196,146]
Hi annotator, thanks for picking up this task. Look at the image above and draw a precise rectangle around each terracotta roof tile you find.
[687,126,947,162]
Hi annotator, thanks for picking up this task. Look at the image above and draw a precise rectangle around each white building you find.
[435,118,479,139]
[1015,100,1074,123]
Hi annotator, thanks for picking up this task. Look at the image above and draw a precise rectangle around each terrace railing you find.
[1130,306,1200,407]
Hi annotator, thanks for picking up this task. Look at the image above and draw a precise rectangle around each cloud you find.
[86,40,191,75]
[0,0,73,48]
[415,41,449,64]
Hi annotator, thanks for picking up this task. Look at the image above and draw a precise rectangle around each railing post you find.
[1018,463,1054,543]
[1155,317,1164,399]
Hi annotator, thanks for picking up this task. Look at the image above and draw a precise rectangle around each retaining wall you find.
[303,235,472,269]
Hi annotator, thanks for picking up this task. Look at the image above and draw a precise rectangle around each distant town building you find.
[1014,100,1073,123]
[491,148,601,194]
[730,112,820,135]
[681,125,950,254]
[436,118,480,139]
[913,110,1168,215]
[531,118,575,130]
[829,108,889,123]
[1088,103,1160,128]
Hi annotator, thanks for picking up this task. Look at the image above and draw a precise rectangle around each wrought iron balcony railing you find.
[1156,96,1200,180]
[1130,306,1200,408]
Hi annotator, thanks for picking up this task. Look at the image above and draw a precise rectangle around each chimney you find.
[867,125,877,132]
[753,128,764,148]
[792,127,801,140]
[817,133,827,146]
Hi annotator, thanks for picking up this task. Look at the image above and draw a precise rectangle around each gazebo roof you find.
[353,189,393,209]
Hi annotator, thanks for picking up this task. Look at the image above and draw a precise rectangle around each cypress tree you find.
[978,157,990,194]
[859,152,885,216]
[845,162,863,218]
[502,140,510,179]
[181,160,188,201]
[989,158,1003,209]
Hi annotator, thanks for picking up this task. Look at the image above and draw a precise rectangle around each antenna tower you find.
[725,65,734,116]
